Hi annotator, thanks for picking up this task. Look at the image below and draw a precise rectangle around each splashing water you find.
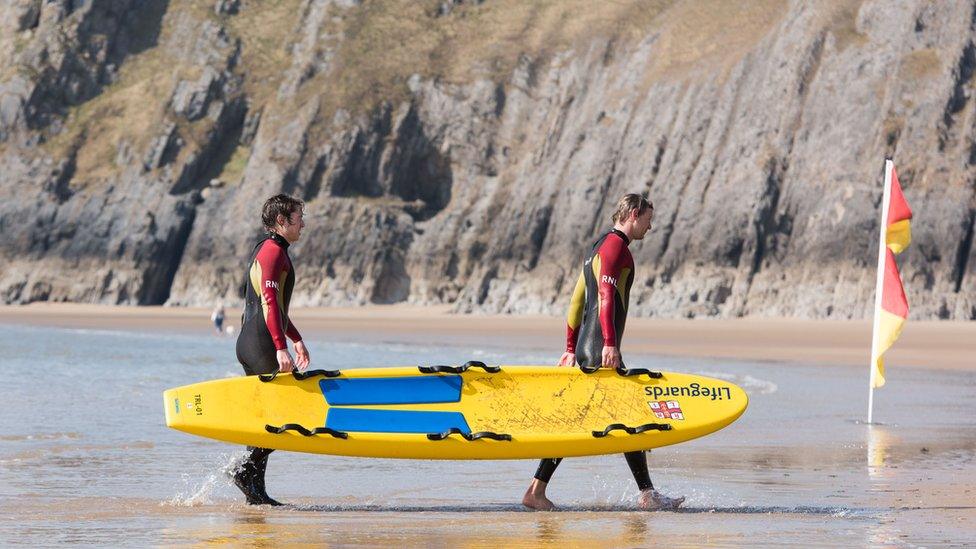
[163,452,246,507]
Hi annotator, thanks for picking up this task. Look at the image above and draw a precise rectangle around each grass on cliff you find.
[37,0,678,183]
[223,0,305,105]
[41,47,178,185]
[38,0,264,189]
[218,144,251,185]
[279,0,804,137]
[304,0,676,117]
[35,0,807,187]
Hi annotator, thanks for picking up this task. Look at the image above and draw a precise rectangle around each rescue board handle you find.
[579,365,663,378]
[591,422,672,438]
[616,367,663,378]
[418,361,501,374]
[265,423,349,439]
[258,368,342,383]
[426,428,512,441]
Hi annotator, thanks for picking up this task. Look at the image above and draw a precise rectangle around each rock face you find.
[1,0,974,320]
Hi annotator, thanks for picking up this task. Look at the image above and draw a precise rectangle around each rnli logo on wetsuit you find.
[265,280,279,289]
[601,275,617,285]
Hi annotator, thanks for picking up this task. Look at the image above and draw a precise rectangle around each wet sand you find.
[1,302,973,371]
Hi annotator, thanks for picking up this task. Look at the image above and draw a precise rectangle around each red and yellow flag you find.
[885,167,912,254]
[871,165,912,388]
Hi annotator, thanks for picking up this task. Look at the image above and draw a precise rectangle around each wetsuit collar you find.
[267,231,290,249]
[610,228,630,246]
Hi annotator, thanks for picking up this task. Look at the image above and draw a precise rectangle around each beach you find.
[1,305,974,547]
[2,303,974,371]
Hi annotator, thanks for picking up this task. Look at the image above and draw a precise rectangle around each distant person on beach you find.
[211,304,225,335]
[233,193,310,506]
[522,193,685,512]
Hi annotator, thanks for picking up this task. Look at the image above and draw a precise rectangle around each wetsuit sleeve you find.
[597,236,626,347]
[254,242,291,351]
[286,319,302,343]
[565,270,585,353]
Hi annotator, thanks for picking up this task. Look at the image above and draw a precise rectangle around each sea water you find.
[0,324,973,547]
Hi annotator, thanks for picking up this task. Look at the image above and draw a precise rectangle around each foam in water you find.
[697,371,778,394]
[0,432,82,442]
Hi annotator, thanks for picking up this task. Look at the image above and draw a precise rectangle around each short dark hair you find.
[611,193,653,223]
[262,194,304,229]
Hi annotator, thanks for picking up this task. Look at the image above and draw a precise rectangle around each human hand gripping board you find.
[163,363,747,460]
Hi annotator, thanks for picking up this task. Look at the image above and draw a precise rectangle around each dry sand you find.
[1,303,972,371]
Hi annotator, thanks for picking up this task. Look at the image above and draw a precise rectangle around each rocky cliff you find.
[1,0,974,319]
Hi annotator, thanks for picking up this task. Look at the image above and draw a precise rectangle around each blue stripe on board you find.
[319,376,463,405]
[325,408,471,434]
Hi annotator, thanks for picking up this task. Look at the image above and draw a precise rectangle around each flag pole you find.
[868,159,893,424]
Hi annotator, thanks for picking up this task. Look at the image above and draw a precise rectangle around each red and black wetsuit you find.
[236,232,302,376]
[233,231,303,506]
[566,228,634,368]
[534,228,653,492]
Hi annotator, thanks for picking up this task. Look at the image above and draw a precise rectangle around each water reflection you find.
[867,425,894,479]
[623,513,648,538]
[534,514,560,543]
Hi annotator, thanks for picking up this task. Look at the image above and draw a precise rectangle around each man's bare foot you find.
[638,489,685,511]
[522,479,557,511]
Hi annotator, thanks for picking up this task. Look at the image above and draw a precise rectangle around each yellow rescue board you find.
[163,366,747,459]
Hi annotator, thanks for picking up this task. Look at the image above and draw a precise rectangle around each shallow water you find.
[1,324,974,547]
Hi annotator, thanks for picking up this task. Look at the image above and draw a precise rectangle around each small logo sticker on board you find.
[650,400,684,420]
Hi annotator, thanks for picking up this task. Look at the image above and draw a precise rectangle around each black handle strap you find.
[616,367,663,378]
[592,422,672,438]
[426,427,512,441]
[265,423,348,439]
[418,360,501,374]
[259,368,342,383]
[579,365,662,378]
[293,368,342,380]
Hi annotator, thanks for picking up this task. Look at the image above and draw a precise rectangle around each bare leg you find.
[523,458,562,510]
[522,478,556,511]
